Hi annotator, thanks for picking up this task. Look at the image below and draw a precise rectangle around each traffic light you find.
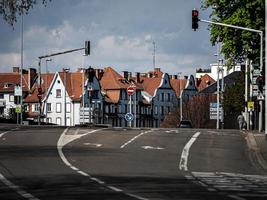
[256,71,265,93]
[85,40,90,55]
[192,9,199,31]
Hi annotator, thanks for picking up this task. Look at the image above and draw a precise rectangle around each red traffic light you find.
[192,9,199,31]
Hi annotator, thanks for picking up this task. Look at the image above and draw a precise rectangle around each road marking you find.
[0,173,40,200]
[57,128,149,200]
[0,128,38,200]
[179,132,201,171]
[0,128,19,138]
[84,142,102,147]
[120,130,153,149]
[141,146,164,150]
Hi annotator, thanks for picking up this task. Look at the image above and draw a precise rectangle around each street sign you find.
[209,102,222,120]
[14,86,22,96]
[125,112,134,122]
[248,101,254,111]
[15,106,21,113]
[127,86,135,96]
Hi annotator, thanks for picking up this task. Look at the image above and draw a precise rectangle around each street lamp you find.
[45,58,52,123]
[63,68,70,126]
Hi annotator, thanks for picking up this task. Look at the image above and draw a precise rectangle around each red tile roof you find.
[0,73,29,92]
[196,74,215,92]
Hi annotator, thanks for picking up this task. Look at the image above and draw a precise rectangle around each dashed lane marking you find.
[179,132,201,171]
[57,128,149,200]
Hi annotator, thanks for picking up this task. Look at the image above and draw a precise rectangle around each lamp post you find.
[45,59,52,123]
[63,68,70,126]
[178,72,182,121]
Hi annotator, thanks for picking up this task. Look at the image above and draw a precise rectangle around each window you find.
[154,106,158,115]
[33,103,39,112]
[0,94,3,99]
[24,105,29,112]
[9,95,14,102]
[47,103,52,112]
[161,93,164,101]
[166,93,170,102]
[56,89,61,98]
[160,106,164,115]
[66,103,71,113]
[56,117,62,125]
[91,90,99,99]
[124,104,128,113]
[56,103,61,113]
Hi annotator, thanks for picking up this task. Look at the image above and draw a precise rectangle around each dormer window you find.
[3,83,8,88]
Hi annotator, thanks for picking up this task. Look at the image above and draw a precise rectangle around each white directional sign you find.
[210,102,222,120]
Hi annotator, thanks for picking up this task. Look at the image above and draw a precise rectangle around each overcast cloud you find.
[0,0,216,76]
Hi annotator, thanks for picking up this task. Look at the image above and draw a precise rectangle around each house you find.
[0,67,37,121]
[140,68,178,127]
[42,69,83,126]
[24,72,55,122]
[80,67,104,125]
[100,67,144,127]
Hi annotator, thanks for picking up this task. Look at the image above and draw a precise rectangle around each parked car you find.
[178,120,193,128]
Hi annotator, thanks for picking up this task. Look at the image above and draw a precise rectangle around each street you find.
[0,125,266,200]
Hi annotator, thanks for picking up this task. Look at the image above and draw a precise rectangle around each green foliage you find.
[202,0,265,67]
[223,72,245,115]
[0,0,51,26]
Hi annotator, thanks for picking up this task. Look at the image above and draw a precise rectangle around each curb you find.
[245,132,267,171]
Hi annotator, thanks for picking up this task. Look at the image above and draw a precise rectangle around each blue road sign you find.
[125,113,134,122]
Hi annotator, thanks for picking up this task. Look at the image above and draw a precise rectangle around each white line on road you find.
[0,128,19,138]
[57,128,149,200]
[0,173,40,200]
[120,130,153,149]
[179,132,201,171]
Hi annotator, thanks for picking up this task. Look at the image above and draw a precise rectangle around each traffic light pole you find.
[37,42,90,125]
[199,19,264,134]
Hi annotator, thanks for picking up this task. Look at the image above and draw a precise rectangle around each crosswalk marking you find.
[189,172,267,200]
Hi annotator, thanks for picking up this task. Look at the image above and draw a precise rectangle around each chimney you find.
[122,71,128,80]
[28,68,37,90]
[13,67,20,73]
[136,72,141,83]
[172,75,178,79]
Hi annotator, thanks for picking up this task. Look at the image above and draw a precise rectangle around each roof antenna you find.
[153,40,156,70]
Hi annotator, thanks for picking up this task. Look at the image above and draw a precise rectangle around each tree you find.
[202,0,265,67]
[0,0,51,26]
[223,72,245,128]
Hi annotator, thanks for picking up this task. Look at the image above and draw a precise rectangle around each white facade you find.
[196,63,241,80]
[0,93,16,118]
[43,72,80,126]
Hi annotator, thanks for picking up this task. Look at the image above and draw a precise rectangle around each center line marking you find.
[179,132,201,171]
[120,130,153,149]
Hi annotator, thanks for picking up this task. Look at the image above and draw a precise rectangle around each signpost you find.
[127,86,135,127]
[125,112,134,122]
[210,102,222,120]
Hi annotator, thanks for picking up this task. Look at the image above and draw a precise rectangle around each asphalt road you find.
[0,125,266,200]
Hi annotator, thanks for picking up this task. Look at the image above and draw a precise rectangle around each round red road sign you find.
[127,86,135,96]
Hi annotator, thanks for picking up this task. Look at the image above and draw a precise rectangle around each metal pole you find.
[178,72,182,121]
[134,91,136,128]
[64,70,66,126]
[245,59,249,130]
[45,59,51,123]
[249,61,253,129]
[20,12,24,125]
[216,43,220,129]
[220,61,224,129]
[265,2,267,138]
[129,95,132,128]
[82,68,85,124]
[38,59,41,125]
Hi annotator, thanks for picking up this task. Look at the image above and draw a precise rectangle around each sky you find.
[0,0,217,76]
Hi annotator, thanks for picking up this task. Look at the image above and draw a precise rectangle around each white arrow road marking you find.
[141,146,164,150]
[179,132,201,171]
[120,130,153,149]
[84,143,102,147]
[58,128,149,200]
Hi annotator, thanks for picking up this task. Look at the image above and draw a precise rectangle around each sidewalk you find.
[245,131,267,171]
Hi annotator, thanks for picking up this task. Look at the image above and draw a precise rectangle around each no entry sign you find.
[127,86,135,96]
